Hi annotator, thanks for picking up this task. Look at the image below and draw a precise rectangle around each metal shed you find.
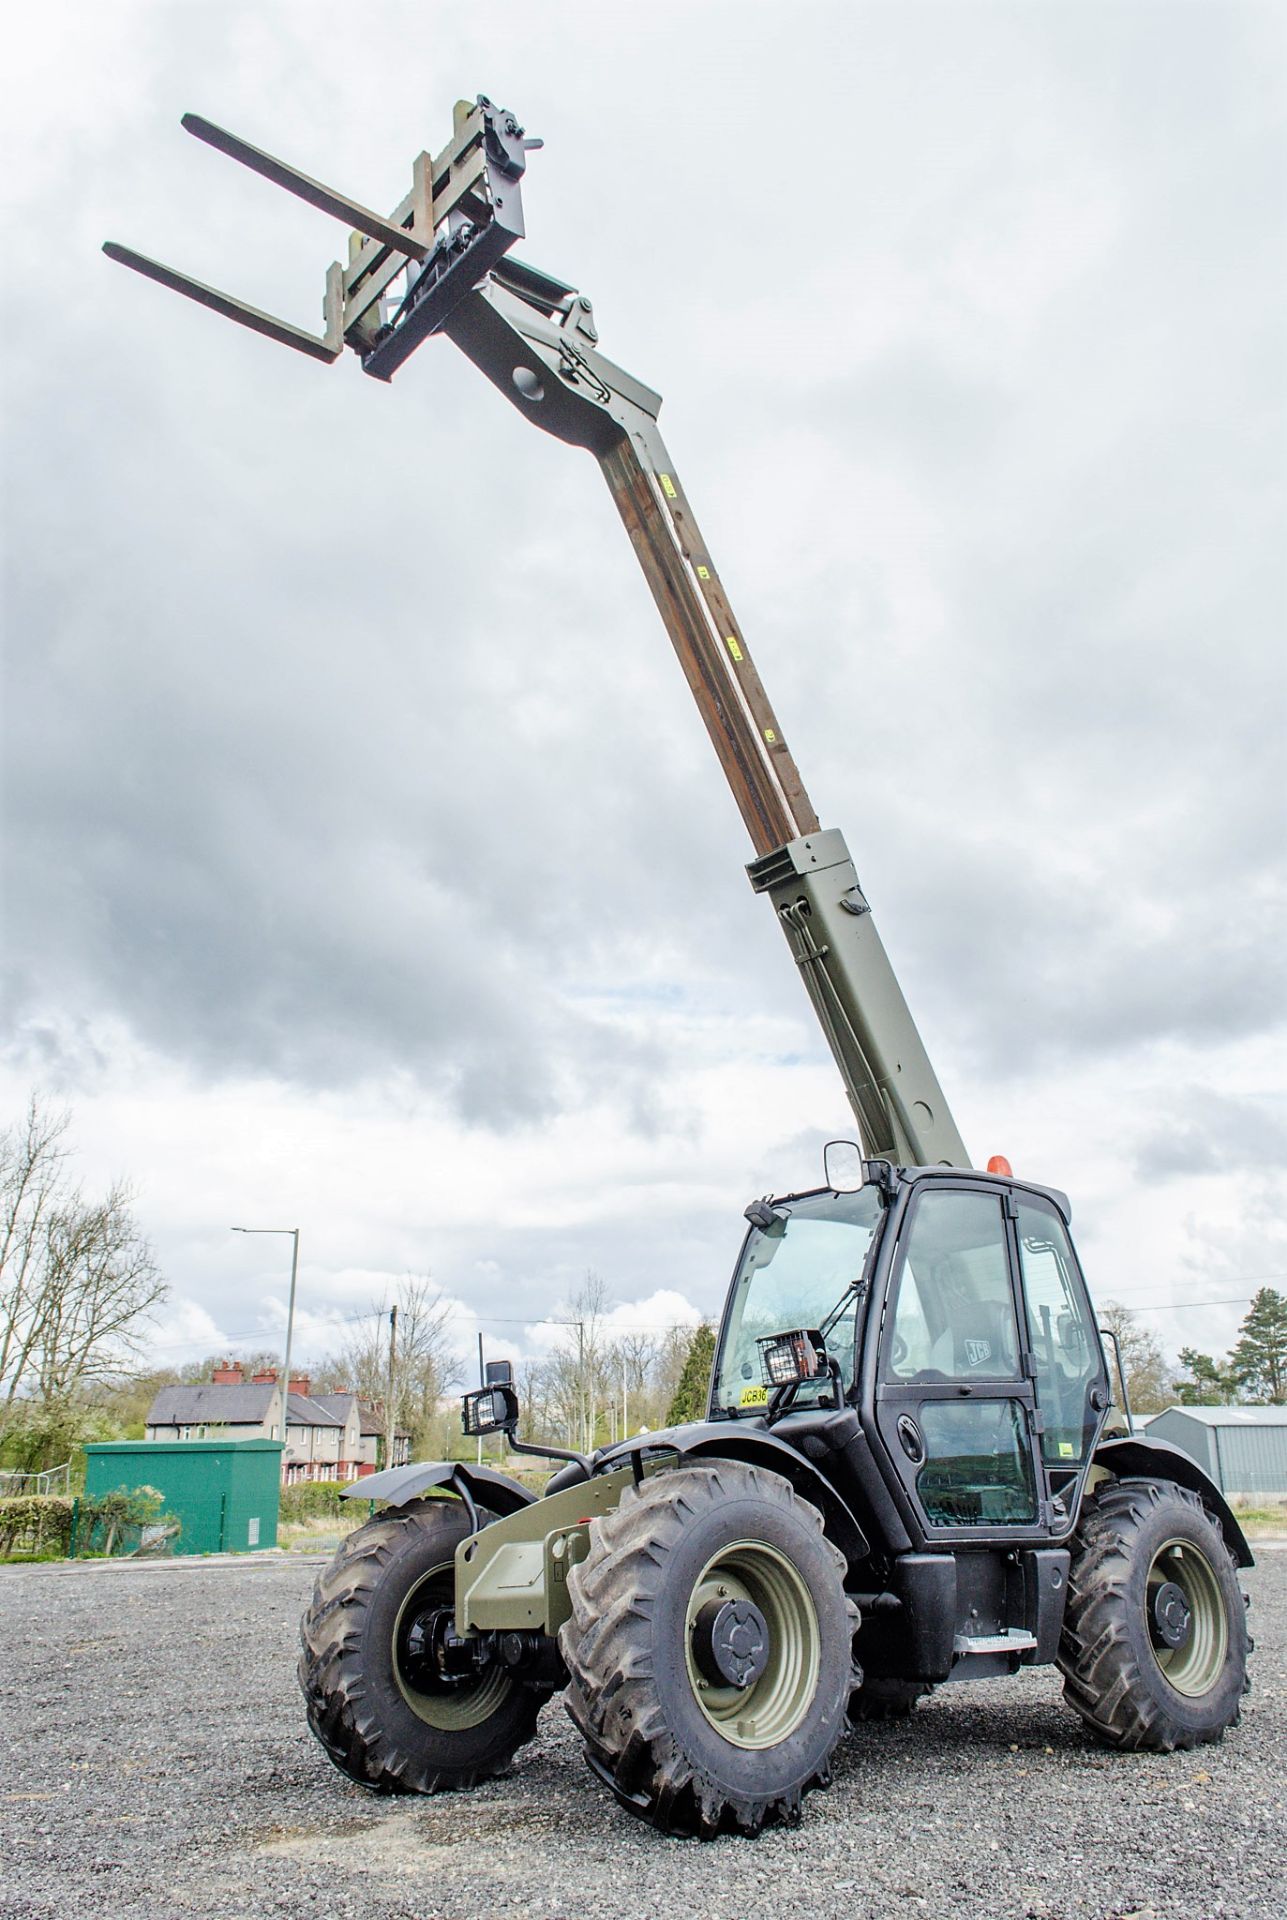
[1144,1407,1287,1499]
[83,1438,283,1554]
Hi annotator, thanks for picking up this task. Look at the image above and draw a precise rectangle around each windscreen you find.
[712,1186,884,1414]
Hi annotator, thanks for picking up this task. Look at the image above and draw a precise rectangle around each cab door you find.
[873,1185,1049,1542]
[1011,1191,1111,1520]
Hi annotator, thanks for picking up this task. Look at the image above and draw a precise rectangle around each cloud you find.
[2,4,1283,1369]
[1134,1089,1287,1183]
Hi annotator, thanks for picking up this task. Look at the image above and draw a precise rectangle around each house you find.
[1145,1405,1287,1500]
[146,1364,284,1444]
[281,1383,360,1484]
[305,1390,412,1478]
[144,1365,412,1483]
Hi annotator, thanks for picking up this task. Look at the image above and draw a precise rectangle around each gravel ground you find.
[2,1547,1284,1920]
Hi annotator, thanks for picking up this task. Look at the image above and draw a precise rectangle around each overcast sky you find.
[2,1,1284,1386]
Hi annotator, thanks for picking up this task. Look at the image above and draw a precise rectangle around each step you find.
[952,1628,1039,1656]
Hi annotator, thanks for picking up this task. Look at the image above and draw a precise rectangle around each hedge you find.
[0,1494,75,1558]
[279,1480,351,1524]
[0,1486,179,1560]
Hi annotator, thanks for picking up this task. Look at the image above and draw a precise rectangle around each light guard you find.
[756,1328,825,1390]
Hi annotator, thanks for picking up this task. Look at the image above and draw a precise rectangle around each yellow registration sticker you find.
[659,474,678,499]
[1058,1442,1075,1458]
[740,1383,769,1408]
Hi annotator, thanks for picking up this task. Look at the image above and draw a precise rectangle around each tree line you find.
[0,1097,720,1475]
[308,1270,715,1459]
[1098,1291,1287,1413]
[6,1095,1282,1482]
[50,1272,717,1468]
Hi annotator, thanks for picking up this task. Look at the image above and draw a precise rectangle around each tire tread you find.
[298,1498,540,1795]
[1057,1477,1248,1753]
[560,1463,851,1838]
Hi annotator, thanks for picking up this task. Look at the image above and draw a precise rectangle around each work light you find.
[756,1328,825,1389]
[460,1383,519,1437]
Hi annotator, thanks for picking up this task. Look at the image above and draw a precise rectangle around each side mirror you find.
[461,1383,519,1438]
[823,1139,864,1192]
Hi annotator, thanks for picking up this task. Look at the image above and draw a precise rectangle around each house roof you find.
[147,1382,358,1431]
[286,1392,344,1429]
[312,1391,358,1422]
[1150,1405,1287,1427]
[147,1383,278,1427]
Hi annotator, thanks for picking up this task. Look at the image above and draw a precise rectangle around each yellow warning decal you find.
[740,1383,769,1407]
[1058,1442,1075,1458]
[696,564,711,580]
[764,727,778,745]
[725,635,744,663]
[659,474,678,499]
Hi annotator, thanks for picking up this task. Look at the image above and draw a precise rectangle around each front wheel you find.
[299,1497,542,1794]
[1058,1478,1250,1752]
[560,1462,855,1837]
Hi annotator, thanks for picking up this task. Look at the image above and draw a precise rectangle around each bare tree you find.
[605,1329,659,1441]
[31,1184,166,1400]
[517,1303,704,1448]
[543,1272,615,1452]
[613,1329,660,1396]
[1,1099,166,1449]
[396,1278,465,1450]
[651,1322,695,1422]
[1098,1301,1175,1415]
[0,1098,71,1398]
[315,1275,462,1457]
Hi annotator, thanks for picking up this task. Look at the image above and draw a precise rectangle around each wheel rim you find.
[1145,1536,1228,1698]
[392,1561,512,1730]
[683,1538,821,1749]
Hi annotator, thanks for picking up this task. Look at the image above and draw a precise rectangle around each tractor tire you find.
[299,1497,542,1794]
[560,1462,855,1838]
[848,1676,932,1722]
[1058,1477,1250,1752]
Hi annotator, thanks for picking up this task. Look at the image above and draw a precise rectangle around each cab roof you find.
[768,1163,1073,1226]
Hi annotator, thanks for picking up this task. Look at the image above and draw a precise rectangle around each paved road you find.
[1,1548,1284,1920]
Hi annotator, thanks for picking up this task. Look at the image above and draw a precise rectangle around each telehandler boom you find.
[106,96,965,1170]
[106,96,1253,1840]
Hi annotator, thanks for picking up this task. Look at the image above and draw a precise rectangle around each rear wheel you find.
[299,1497,542,1794]
[1058,1478,1249,1752]
[560,1462,854,1837]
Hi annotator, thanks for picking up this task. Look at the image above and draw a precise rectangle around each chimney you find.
[212,1363,244,1386]
[289,1374,311,1398]
[251,1369,277,1385]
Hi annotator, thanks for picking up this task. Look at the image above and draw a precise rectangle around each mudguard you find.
[339,1459,536,1516]
[1093,1435,1254,1567]
[599,1419,871,1566]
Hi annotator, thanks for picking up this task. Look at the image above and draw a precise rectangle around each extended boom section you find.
[747,833,968,1166]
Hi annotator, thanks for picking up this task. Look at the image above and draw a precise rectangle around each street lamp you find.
[231,1225,300,1439]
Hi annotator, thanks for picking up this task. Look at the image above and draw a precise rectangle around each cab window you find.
[1014,1197,1102,1465]
[887,1189,1021,1381]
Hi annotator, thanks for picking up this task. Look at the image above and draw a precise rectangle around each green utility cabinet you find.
[83,1438,283,1555]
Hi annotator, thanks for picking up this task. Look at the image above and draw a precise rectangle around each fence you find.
[0,1461,72,1497]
